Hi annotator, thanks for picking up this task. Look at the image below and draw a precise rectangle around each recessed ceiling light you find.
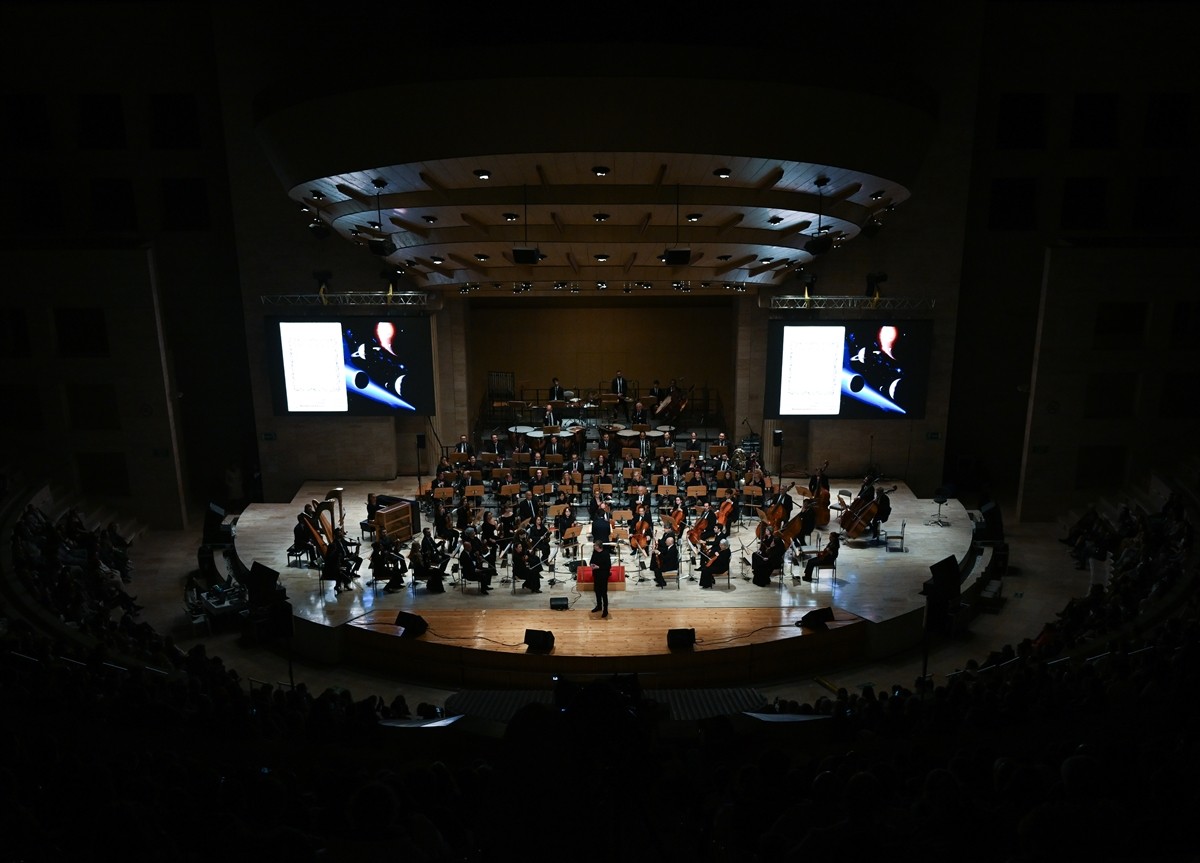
[473,169,491,180]
[714,168,732,179]
[622,286,632,294]
[594,253,609,262]
[503,212,519,221]
[768,215,783,224]
[870,189,886,200]
[686,213,702,222]
[760,257,774,263]
[422,215,438,224]
[430,255,445,264]
[717,254,732,261]
[475,253,489,261]
[309,190,325,201]
[593,212,610,222]
[596,281,608,290]
[592,166,610,176]
[369,221,380,230]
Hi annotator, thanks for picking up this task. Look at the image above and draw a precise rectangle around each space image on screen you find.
[763,319,932,419]
[266,316,436,416]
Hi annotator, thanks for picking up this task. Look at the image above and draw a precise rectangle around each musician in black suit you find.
[588,540,612,617]
[611,370,630,421]
[700,537,730,589]
[549,377,566,401]
[752,527,785,587]
[454,435,474,456]
[630,401,648,426]
[543,404,559,427]
[517,490,540,525]
[648,379,666,403]
[652,533,678,588]
[591,502,612,547]
[459,536,493,594]
[485,433,506,459]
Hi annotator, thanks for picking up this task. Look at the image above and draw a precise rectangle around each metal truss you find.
[768,295,936,311]
[260,291,433,307]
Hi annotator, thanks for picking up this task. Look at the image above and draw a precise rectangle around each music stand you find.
[479,452,497,465]
[709,445,729,458]
[465,485,485,507]
[449,451,468,464]
[632,423,651,433]
[610,527,629,564]
[681,449,700,462]
[687,484,709,500]
[655,447,676,459]
[546,453,563,465]
[622,447,640,461]
[433,487,455,501]
[547,504,567,518]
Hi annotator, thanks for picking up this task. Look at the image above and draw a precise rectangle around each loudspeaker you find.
[523,628,555,651]
[393,611,428,639]
[512,247,540,264]
[417,433,426,450]
[772,429,783,448]
[804,235,833,256]
[664,248,691,266]
[247,561,281,607]
[368,237,396,256]
[800,607,835,630]
[667,628,696,649]
[550,596,569,611]
[926,555,961,598]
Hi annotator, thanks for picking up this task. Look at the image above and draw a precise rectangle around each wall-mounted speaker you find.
[524,629,555,651]
[512,247,540,265]
[664,248,691,266]
[667,628,696,649]
[799,607,835,630]
[772,429,783,448]
[394,611,428,639]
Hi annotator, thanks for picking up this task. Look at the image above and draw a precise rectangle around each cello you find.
[756,482,796,540]
[715,492,736,530]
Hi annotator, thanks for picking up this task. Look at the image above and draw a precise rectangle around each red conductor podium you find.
[575,565,626,591]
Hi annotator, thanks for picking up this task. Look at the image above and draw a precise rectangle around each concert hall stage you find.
[229,479,978,689]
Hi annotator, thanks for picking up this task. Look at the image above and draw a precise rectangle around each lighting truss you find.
[261,291,434,307]
[768,295,936,311]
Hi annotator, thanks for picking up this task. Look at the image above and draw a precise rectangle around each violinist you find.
[652,533,678,589]
[528,515,551,566]
[752,526,785,587]
[555,503,578,559]
[519,539,544,593]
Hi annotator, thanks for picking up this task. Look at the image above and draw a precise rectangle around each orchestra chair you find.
[286,544,313,568]
[830,490,852,517]
[813,560,836,582]
[359,519,377,541]
[884,519,907,552]
[661,569,680,589]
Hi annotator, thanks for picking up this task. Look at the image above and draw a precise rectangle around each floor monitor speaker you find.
[394,611,429,638]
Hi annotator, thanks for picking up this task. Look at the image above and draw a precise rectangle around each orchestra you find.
[378,377,905,604]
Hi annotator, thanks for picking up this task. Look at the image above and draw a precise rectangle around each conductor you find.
[589,540,612,618]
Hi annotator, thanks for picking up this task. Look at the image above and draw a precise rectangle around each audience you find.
[1,479,1198,861]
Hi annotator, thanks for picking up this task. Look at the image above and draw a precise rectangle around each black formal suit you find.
[700,544,730,589]
[589,546,612,614]
[549,383,565,401]
[652,539,679,587]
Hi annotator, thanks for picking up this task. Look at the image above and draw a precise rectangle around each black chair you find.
[928,489,950,527]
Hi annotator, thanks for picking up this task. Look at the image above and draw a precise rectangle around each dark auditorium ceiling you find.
[254,36,937,298]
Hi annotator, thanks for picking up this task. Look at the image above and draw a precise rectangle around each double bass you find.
[840,484,898,539]
[807,460,832,527]
[756,482,796,539]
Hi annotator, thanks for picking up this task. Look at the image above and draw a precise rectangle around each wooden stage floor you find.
[228,478,976,687]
